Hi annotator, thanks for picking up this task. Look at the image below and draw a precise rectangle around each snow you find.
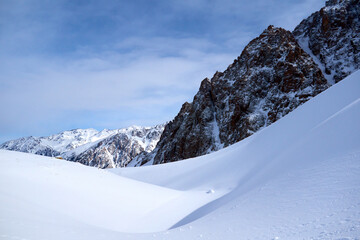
[1,125,164,159]
[325,0,349,11]
[43,128,109,152]
[207,112,224,153]
[0,128,118,156]
[0,151,224,235]
[60,137,104,157]
[1,70,360,239]
[297,36,335,85]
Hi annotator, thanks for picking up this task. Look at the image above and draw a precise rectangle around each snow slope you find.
[1,70,360,239]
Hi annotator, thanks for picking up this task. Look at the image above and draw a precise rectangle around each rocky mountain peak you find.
[293,0,359,83]
[141,0,360,167]
[325,0,350,7]
[211,25,328,147]
[262,25,282,34]
[132,23,329,166]
[199,78,211,91]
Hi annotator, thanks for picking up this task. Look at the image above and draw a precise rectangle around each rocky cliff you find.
[293,0,360,83]
[133,26,329,166]
[133,0,359,166]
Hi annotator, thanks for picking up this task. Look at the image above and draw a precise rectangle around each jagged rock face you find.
[131,84,220,166]
[213,26,328,147]
[144,26,328,165]
[0,125,165,168]
[293,0,360,83]
[155,80,218,163]
[67,125,164,168]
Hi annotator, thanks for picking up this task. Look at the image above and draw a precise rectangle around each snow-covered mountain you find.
[0,128,115,156]
[132,0,359,166]
[1,69,359,240]
[0,124,165,168]
[64,124,165,168]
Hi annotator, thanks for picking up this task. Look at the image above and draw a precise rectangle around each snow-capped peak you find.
[0,124,165,168]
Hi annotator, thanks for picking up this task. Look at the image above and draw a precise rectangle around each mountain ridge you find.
[132,25,329,166]
[293,0,360,83]
[0,124,165,168]
[2,0,359,168]
[131,0,359,166]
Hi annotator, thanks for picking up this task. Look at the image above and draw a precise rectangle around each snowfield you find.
[1,71,360,239]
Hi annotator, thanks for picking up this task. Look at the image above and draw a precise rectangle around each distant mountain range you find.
[0,124,165,168]
[2,0,359,168]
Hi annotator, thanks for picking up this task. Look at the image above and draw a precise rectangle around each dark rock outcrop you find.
[134,26,329,166]
[133,0,359,166]
[293,0,360,83]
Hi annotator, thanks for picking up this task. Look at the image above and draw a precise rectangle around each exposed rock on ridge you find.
[133,0,359,166]
[293,0,360,83]
[134,26,329,166]
[213,26,328,149]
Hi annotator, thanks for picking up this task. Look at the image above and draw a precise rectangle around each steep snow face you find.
[137,26,327,166]
[0,124,165,168]
[1,70,359,240]
[293,0,360,83]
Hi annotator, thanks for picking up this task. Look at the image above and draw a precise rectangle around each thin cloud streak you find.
[0,0,326,142]
[0,36,236,141]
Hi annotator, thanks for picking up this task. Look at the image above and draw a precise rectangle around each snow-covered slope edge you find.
[1,71,360,239]
[113,70,360,239]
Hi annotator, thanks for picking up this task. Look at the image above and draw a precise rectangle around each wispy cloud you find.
[0,36,236,141]
[0,0,326,142]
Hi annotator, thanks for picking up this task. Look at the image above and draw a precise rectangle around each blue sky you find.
[0,0,325,142]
